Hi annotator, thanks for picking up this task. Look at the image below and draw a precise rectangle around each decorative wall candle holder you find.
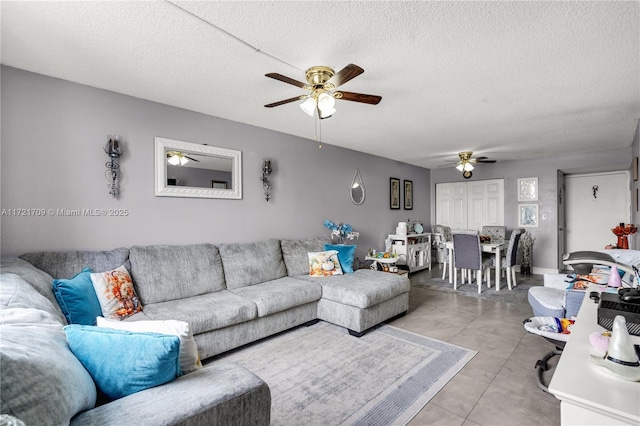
[104,134,124,198]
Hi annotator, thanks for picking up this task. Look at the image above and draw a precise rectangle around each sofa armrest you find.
[70,362,270,426]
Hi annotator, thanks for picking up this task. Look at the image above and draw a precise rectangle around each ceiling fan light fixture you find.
[456,163,464,172]
[300,97,316,116]
[464,163,474,172]
[168,155,180,165]
[179,156,189,166]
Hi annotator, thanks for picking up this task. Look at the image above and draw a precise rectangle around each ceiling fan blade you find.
[265,73,307,88]
[184,155,200,162]
[327,64,364,88]
[476,159,496,163]
[264,96,304,108]
[336,91,382,105]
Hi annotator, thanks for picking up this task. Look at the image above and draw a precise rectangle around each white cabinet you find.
[389,233,431,273]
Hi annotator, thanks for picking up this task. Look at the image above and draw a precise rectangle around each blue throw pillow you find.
[52,268,102,325]
[324,244,357,273]
[64,325,181,400]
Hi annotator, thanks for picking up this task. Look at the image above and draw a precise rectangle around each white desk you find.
[445,241,507,291]
[548,285,640,425]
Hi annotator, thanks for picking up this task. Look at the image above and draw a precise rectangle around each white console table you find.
[388,233,431,273]
[548,284,640,425]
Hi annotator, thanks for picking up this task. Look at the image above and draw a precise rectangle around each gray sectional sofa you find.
[1,237,410,425]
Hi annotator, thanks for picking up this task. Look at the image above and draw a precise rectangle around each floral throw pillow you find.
[90,265,142,320]
[308,250,343,277]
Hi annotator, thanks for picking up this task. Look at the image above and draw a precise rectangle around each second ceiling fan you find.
[264,64,382,119]
[442,151,496,179]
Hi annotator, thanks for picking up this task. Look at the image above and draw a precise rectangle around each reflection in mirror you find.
[155,137,242,199]
[350,169,365,205]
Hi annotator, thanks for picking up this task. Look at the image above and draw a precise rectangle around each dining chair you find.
[481,226,507,244]
[432,225,453,279]
[452,233,492,293]
[489,229,524,290]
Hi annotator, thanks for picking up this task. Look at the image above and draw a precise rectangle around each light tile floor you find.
[389,268,561,426]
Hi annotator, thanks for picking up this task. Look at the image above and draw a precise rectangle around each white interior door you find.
[565,172,630,253]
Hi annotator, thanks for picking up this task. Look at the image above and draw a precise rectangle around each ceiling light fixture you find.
[167,151,189,166]
[456,162,474,172]
[300,91,336,119]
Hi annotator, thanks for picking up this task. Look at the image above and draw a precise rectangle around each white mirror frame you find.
[155,137,242,199]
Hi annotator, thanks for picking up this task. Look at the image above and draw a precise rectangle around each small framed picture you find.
[633,157,638,182]
[390,178,400,209]
[211,180,228,189]
[517,177,538,201]
[518,204,539,228]
[404,180,413,210]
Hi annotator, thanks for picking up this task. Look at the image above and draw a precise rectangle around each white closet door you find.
[436,182,467,228]
[436,179,504,230]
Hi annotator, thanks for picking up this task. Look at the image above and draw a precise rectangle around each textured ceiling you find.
[2,1,639,169]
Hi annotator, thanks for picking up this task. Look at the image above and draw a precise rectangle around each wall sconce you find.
[104,134,124,198]
[260,159,273,201]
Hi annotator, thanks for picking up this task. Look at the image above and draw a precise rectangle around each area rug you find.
[212,321,476,426]
[412,272,544,304]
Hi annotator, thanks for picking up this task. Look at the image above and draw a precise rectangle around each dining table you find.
[444,240,508,291]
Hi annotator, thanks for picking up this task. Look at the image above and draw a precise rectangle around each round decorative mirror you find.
[350,169,365,205]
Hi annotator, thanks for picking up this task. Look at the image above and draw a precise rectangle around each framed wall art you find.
[518,204,539,228]
[517,177,538,202]
[404,180,413,210]
[633,157,638,182]
[390,178,400,209]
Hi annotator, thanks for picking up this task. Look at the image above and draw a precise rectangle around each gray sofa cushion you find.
[0,258,65,322]
[141,290,258,334]
[129,244,226,304]
[294,269,410,309]
[280,237,329,276]
[219,239,287,289]
[0,274,96,425]
[231,277,322,317]
[19,247,130,279]
[0,272,64,323]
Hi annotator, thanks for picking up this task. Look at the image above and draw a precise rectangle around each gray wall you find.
[430,147,633,271]
[1,66,431,261]
[167,166,232,188]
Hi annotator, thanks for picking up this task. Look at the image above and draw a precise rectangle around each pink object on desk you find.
[608,266,622,287]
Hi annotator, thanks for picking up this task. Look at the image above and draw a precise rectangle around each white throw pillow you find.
[96,317,202,374]
[308,250,343,277]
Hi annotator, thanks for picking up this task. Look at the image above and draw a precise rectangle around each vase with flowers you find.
[323,220,359,244]
[611,223,637,249]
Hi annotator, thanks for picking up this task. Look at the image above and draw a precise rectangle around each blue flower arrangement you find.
[324,220,359,243]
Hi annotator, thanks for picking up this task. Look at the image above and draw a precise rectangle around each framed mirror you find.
[155,137,242,199]
[350,169,365,205]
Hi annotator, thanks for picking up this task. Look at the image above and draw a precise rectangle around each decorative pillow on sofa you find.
[64,325,181,400]
[96,317,202,374]
[324,244,357,273]
[90,265,142,320]
[52,267,103,325]
[308,250,343,277]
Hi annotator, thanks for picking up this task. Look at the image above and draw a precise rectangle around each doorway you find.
[563,171,630,255]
